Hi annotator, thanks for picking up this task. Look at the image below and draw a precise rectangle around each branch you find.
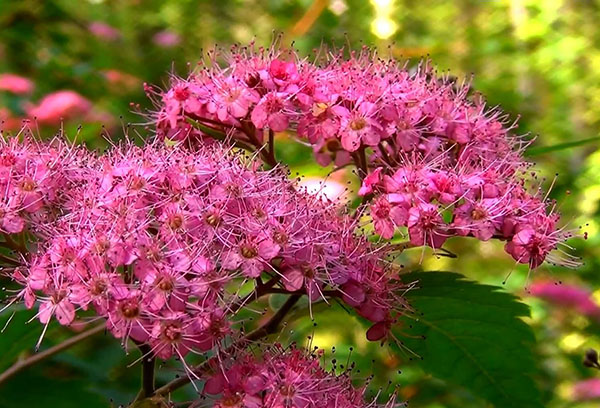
[153,294,302,397]
[132,343,156,401]
[0,323,105,386]
[228,276,280,314]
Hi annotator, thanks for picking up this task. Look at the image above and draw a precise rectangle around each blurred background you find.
[1,0,600,407]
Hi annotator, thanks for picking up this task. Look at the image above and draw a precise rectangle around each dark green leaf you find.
[397,272,542,408]
[0,371,108,408]
[526,136,600,156]
[0,308,54,372]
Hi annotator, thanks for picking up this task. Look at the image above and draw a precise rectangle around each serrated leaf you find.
[397,272,542,408]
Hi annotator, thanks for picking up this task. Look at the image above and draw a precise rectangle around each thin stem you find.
[267,129,277,164]
[0,253,20,266]
[0,323,105,386]
[377,142,393,167]
[135,343,156,399]
[229,276,280,314]
[153,294,302,397]
[389,241,415,252]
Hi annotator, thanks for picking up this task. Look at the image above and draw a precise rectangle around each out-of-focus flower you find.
[572,378,600,401]
[26,91,92,125]
[88,22,120,41]
[102,69,140,92]
[0,73,34,95]
[152,30,180,48]
[529,280,600,319]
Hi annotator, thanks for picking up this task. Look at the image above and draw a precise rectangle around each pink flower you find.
[337,102,383,151]
[204,345,399,408]
[0,197,24,233]
[102,69,139,91]
[0,73,34,94]
[529,280,600,318]
[208,77,258,122]
[38,293,75,326]
[222,237,280,278]
[358,167,382,196]
[370,196,408,239]
[282,264,321,301]
[572,378,600,401]
[88,22,120,41]
[27,91,92,125]
[152,30,180,48]
[408,203,447,248]
[452,198,503,241]
[267,59,299,88]
[505,225,558,269]
[0,108,23,131]
[251,92,292,132]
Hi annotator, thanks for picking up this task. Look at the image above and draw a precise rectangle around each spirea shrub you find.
[0,43,581,407]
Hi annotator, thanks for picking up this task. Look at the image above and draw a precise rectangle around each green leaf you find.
[0,308,55,372]
[526,136,600,156]
[397,272,542,408]
[0,371,108,408]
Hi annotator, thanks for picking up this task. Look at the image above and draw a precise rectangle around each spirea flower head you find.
[202,344,402,408]
[153,43,581,270]
[2,134,407,357]
[0,128,88,235]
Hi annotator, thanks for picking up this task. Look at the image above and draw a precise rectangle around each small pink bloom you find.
[89,22,120,41]
[152,30,180,48]
[408,203,447,249]
[268,59,299,87]
[337,102,383,152]
[358,167,382,197]
[370,196,408,239]
[572,378,600,401]
[529,280,600,318]
[39,295,75,326]
[27,91,92,125]
[0,73,34,94]
[504,224,558,269]
[251,92,292,132]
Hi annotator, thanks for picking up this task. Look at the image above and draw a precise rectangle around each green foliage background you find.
[1,0,600,407]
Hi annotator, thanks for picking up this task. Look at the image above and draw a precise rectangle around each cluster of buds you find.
[154,44,579,270]
[2,136,407,358]
[203,344,400,408]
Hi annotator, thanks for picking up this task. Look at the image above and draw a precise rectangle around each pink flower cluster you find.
[0,133,85,234]
[3,136,405,357]
[154,45,578,270]
[203,345,399,408]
